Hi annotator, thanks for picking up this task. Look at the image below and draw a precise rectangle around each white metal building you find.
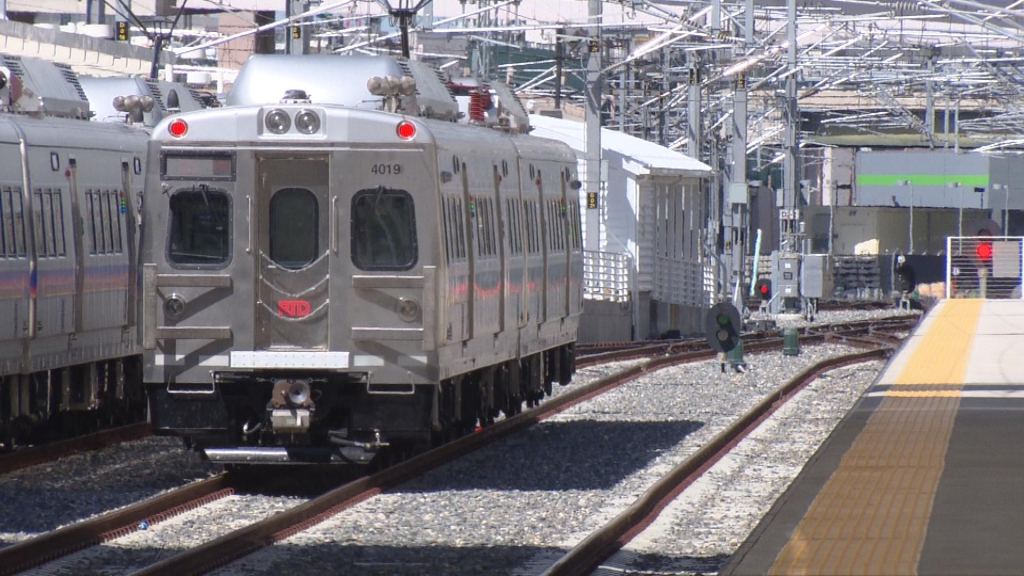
[528,113,714,340]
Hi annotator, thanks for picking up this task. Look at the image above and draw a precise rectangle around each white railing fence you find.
[653,256,711,307]
[583,250,631,303]
[945,236,1024,299]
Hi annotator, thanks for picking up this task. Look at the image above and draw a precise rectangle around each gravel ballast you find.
[0,436,216,549]
[213,340,881,576]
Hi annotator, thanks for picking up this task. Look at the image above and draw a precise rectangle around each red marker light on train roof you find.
[396,120,416,140]
[168,118,188,138]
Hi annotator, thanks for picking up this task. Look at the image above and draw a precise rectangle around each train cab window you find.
[269,188,318,270]
[167,188,231,266]
[351,188,417,270]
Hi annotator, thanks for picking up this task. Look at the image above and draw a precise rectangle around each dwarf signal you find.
[754,278,772,300]
[705,302,742,353]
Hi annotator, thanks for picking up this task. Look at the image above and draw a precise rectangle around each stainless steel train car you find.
[0,55,152,447]
[142,55,584,464]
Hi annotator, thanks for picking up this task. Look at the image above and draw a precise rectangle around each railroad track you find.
[542,347,891,576]
[1,318,915,575]
[578,314,917,367]
[0,422,151,476]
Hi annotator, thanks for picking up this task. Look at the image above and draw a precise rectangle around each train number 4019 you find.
[371,163,402,175]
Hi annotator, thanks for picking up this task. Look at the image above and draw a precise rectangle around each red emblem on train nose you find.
[278,300,311,317]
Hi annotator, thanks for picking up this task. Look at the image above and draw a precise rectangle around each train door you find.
[67,159,84,332]
[254,157,331,350]
[30,183,71,337]
[121,160,138,328]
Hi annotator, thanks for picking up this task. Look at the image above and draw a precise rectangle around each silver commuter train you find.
[142,55,584,464]
[0,56,151,447]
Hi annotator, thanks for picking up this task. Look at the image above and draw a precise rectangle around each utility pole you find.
[554,27,564,109]
[287,0,309,55]
[780,0,801,254]
[584,0,602,252]
[724,73,748,299]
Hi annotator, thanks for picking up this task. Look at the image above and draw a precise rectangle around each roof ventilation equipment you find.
[0,54,91,119]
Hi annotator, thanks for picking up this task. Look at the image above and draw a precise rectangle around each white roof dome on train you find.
[527,114,712,177]
[225,54,458,121]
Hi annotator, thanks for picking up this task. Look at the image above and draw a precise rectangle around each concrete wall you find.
[648,301,703,338]
[579,299,633,343]
[804,205,989,255]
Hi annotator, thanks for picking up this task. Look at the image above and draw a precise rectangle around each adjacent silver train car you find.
[142,55,584,464]
[0,56,151,447]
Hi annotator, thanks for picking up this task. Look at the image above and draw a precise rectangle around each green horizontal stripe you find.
[856,174,989,186]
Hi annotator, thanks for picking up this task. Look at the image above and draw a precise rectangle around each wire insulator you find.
[469,89,485,122]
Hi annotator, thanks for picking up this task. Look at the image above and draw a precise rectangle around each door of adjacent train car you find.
[254,157,330,350]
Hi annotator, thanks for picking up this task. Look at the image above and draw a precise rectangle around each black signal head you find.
[754,278,772,301]
[706,302,742,353]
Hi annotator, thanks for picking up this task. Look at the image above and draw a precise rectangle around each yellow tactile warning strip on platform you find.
[769,299,983,575]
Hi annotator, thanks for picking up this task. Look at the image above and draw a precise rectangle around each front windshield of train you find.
[351,187,417,270]
[167,187,231,266]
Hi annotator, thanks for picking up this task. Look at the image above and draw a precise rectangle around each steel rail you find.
[0,422,152,476]
[0,474,234,576]
[542,347,893,576]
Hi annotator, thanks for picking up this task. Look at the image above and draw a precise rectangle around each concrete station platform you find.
[723,299,1024,575]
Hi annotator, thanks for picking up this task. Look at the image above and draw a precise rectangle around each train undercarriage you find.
[0,357,146,451]
[149,345,575,465]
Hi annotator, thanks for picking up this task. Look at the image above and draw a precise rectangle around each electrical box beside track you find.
[801,254,830,299]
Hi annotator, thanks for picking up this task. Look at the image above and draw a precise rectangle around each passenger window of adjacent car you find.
[270,187,318,270]
[351,188,417,270]
[0,186,20,258]
[168,188,231,266]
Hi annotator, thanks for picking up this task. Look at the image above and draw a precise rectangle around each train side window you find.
[88,191,105,254]
[474,198,484,257]
[109,192,123,253]
[32,191,48,257]
[4,187,23,256]
[523,201,534,254]
[103,191,116,253]
[0,187,11,257]
[482,198,491,257]
[270,187,318,270]
[168,188,231,267]
[570,201,581,250]
[351,188,417,271]
[441,197,452,264]
[50,191,66,257]
[455,198,466,260]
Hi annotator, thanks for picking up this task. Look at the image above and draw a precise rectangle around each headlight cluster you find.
[263,109,321,135]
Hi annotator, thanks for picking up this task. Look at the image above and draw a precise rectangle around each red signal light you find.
[168,118,188,138]
[759,283,768,294]
[396,120,416,140]
[977,242,993,260]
